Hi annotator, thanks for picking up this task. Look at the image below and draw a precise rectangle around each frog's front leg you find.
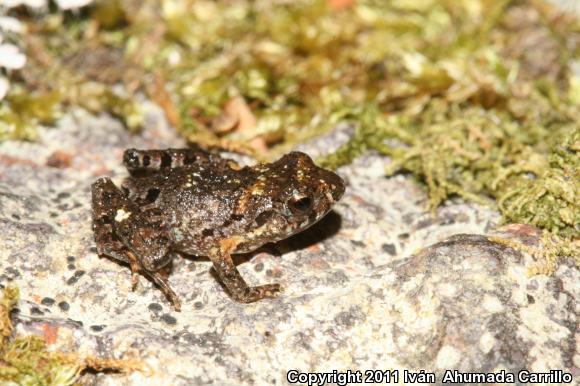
[91,177,182,311]
[209,238,282,303]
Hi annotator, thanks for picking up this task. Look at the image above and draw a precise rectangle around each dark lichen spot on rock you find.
[161,314,177,325]
[5,268,20,279]
[56,192,70,200]
[194,301,204,310]
[90,325,105,332]
[350,240,365,247]
[254,262,264,272]
[66,270,86,285]
[415,218,435,229]
[398,233,410,240]
[527,295,535,304]
[89,247,98,253]
[382,243,396,256]
[327,270,349,286]
[30,307,43,315]
[58,301,70,311]
[41,297,55,306]
[67,256,75,263]
[148,303,162,312]
[11,214,20,220]
[49,212,59,218]
[67,264,76,270]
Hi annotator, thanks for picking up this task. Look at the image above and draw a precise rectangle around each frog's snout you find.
[331,177,345,202]
[321,169,345,203]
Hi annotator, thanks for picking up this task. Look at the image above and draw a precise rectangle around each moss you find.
[0,90,61,142]
[499,127,578,235]
[0,288,146,386]
[489,232,579,275]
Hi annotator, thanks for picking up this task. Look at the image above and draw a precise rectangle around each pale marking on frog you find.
[115,208,131,222]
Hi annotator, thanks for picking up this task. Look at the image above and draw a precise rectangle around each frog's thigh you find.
[91,177,132,263]
[209,240,282,303]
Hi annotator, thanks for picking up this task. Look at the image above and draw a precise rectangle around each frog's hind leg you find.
[125,250,182,311]
[147,268,182,311]
[92,178,145,285]
[209,239,282,303]
[123,147,213,176]
[92,177,182,310]
[91,177,132,264]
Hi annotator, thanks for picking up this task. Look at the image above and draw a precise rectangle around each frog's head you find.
[237,152,344,251]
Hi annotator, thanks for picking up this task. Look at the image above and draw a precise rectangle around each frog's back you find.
[122,147,236,175]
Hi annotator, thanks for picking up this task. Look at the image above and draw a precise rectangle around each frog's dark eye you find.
[288,194,313,215]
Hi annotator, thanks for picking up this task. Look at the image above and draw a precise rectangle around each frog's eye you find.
[288,194,313,215]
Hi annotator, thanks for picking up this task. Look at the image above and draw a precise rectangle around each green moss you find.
[500,128,579,237]
[0,90,61,142]
[489,231,579,275]
[0,288,145,386]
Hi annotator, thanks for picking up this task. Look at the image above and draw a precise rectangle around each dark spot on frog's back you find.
[161,152,172,168]
[142,154,151,167]
[223,214,244,227]
[255,211,275,227]
[145,188,160,203]
[58,301,70,311]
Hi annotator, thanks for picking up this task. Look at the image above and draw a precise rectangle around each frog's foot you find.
[146,271,182,312]
[209,247,283,303]
[126,255,180,311]
[237,283,282,303]
[126,251,142,290]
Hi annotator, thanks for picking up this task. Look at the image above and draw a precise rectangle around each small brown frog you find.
[91,147,344,310]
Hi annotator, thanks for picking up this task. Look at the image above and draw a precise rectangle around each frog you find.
[91,147,345,311]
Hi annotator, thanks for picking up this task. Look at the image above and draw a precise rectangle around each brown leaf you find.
[328,0,356,11]
[212,96,257,134]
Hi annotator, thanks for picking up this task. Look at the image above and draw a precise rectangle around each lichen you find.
[0,287,146,386]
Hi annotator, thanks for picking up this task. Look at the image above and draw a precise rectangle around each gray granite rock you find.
[0,104,577,385]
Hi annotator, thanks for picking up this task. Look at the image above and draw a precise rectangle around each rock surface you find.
[0,104,578,385]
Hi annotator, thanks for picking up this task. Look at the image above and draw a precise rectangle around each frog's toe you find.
[238,283,282,303]
[262,283,283,298]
